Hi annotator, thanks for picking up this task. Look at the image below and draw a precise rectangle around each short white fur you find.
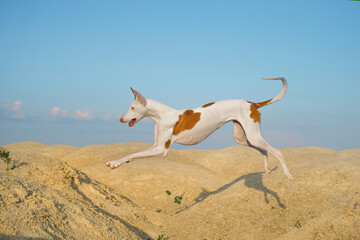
[106,78,294,180]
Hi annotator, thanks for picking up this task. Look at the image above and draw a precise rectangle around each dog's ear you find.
[130,87,146,105]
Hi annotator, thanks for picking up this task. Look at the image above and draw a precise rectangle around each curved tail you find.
[253,77,287,108]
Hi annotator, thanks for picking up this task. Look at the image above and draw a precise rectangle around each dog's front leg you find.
[149,123,159,150]
[107,126,172,169]
[106,146,167,169]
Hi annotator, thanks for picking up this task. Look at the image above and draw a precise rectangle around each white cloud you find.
[49,107,95,121]
[0,101,26,119]
[74,109,93,120]
[104,114,114,120]
[50,107,70,118]
[103,113,122,121]
[0,102,117,122]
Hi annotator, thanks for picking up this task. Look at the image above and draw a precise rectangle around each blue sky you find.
[0,0,359,150]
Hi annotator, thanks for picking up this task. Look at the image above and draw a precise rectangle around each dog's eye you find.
[131,107,135,110]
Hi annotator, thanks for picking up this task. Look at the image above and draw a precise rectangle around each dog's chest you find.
[172,117,225,145]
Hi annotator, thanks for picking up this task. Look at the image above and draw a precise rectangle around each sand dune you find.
[1,142,359,239]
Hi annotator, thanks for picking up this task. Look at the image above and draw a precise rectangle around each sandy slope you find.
[1,142,359,239]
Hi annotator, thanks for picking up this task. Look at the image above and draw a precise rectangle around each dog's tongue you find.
[129,118,136,127]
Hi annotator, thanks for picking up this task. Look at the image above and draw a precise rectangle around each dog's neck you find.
[145,99,176,123]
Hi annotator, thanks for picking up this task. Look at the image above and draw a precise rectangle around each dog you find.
[106,77,294,180]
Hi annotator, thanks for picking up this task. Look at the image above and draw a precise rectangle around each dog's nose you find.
[120,117,125,123]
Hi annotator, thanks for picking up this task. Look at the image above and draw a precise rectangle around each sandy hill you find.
[1,142,359,239]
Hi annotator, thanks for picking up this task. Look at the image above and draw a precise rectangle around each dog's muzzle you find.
[120,117,136,127]
[128,118,136,127]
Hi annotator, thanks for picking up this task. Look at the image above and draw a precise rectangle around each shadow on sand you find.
[174,166,286,215]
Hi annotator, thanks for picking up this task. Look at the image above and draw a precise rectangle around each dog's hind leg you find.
[244,125,294,180]
[233,120,271,175]
[233,120,249,146]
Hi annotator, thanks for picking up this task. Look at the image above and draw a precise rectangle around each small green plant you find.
[157,233,166,240]
[165,190,184,205]
[174,194,183,204]
[354,202,359,209]
[294,220,302,228]
[156,209,162,213]
[0,150,12,171]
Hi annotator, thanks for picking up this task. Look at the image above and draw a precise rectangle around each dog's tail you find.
[252,77,287,108]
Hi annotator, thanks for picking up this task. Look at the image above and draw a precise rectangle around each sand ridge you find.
[1,142,359,239]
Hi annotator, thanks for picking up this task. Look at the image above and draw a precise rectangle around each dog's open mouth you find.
[129,118,136,127]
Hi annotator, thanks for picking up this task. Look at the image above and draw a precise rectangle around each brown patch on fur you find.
[202,102,215,108]
[173,110,201,135]
[255,99,272,108]
[247,99,272,123]
[249,103,261,123]
[165,139,171,149]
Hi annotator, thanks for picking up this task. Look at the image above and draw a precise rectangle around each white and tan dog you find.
[106,77,293,180]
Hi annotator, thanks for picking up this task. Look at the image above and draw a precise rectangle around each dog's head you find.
[120,88,148,127]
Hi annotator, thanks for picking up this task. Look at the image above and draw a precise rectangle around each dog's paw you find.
[287,173,294,180]
[106,160,121,169]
